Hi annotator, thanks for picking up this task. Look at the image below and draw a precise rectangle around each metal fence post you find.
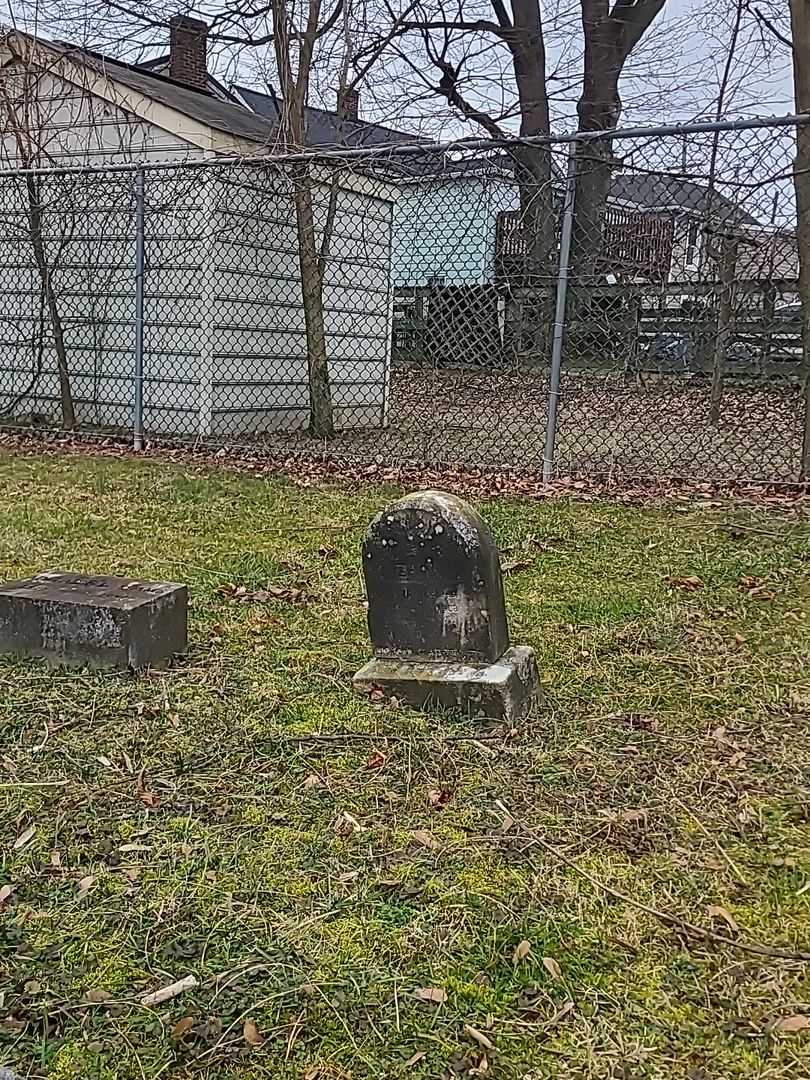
[133,168,146,451]
[543,139,578,484]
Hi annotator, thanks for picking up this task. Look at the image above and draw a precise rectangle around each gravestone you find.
[353,491,539,721]
[0,572,187,670]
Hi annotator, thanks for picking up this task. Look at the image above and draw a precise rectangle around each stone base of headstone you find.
[353,645,539,722]
[0,572,187,670]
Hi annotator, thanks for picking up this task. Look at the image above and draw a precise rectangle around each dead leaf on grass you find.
[302,774,325,790]
[171,1016,195,1040]
[711,725,736,748]
[772,1015,810,1033]
[218,582,307,605]
[464,1024,496,1052]
[549,1000,575,1025]
[13,824,36,851]
[243,1018,264,1046]
[50,849,61,868]
[333,811,362,837]
[411,829,439,851]
[707,905,739,932]
[253,586,307,604]
[750,587,776,601]
[403,1049,427,1067]
[665,575,703,591]
[76,875,95,900]
[513,939,532,964]
[542,956,562,979]
[216,582,246,600]
[0,884,14,906]
[365,750,386,769]
[502,559,532,576]
[83,989,113,1004]
[737,575,776,600]
[612,713,659,732]
[413,987,447,1005]
[427,787,453,809]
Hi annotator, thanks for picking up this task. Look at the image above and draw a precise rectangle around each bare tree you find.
[701,0,746,425]
[267,0,416,435]
[268,0,341,437]
[392,0,667,280]
[413,0,554,278]
[569,0,665,279]
[0,39,76,427]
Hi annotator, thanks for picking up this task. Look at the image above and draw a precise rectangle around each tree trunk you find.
[791,0,810,479]
[570,0,622,281]
[25,175,75,428]
[271,0,335,441]
[512,146,555,283]
[571,87,620,282]
[292,163,334,439]
[570,0,666,281]
[570,136,615,282]
[509,0,555,283]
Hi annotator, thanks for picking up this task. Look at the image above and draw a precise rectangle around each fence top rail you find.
[0,112,807,179]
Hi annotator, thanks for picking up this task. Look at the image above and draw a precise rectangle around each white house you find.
[0,22,397,436]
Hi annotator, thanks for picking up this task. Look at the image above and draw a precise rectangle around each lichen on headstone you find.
[355,490,539,722]
[362,490,509,663]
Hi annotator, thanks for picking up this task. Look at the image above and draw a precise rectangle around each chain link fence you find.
[0,115,806,482]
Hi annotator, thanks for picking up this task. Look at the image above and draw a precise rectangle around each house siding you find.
[391,175,519,286]
[207,168,393,436]
[0,62,204,431]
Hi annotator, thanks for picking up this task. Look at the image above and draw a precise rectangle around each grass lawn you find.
[1,450,809,1080]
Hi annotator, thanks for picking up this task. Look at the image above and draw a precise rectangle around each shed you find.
[0,29,397,437]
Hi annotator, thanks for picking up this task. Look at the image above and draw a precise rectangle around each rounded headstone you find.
[362,490,509,663]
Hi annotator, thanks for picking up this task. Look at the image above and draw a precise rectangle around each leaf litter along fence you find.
[0,114,807,484]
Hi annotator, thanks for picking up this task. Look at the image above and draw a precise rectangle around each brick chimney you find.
[336,88,359,120]
[169,15,208,90]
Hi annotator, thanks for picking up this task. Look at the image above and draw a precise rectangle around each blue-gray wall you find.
[391,175,519,286]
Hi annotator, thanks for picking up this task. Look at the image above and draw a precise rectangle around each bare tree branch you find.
[753,6,792,50]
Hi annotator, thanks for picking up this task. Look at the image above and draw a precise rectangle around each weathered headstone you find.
[353,491,539,720]
[0,572,187,670]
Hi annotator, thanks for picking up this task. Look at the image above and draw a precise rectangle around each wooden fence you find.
[392,281,802,378]
[495,206,676,284]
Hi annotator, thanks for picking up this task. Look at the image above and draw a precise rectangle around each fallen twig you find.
[0,780,69,789]
[139,974,198,1006]
[494,800,810,963]
[277,732,508,745]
